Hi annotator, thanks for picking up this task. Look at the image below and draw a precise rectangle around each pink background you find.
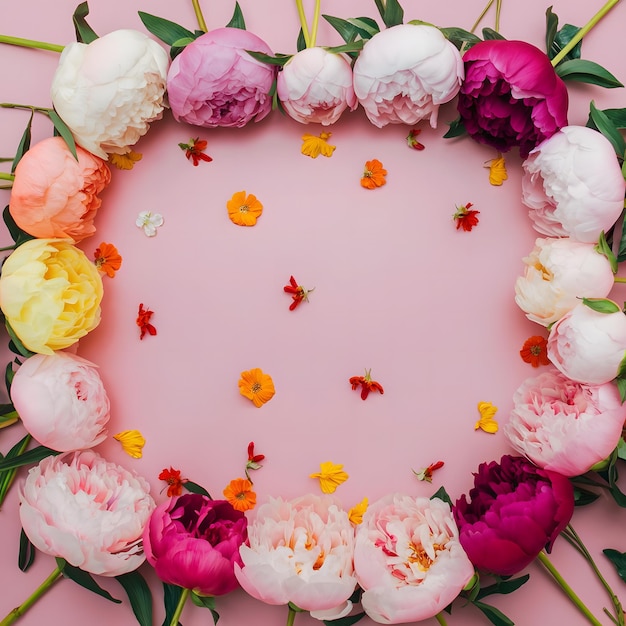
[2,0,626,624]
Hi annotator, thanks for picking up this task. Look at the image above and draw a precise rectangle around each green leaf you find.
[601,450,626,507]
[162,584,184,626]
[72,2,99,44]
[46,109,78,160]
[57,559,122,603]
[324,42,364,56]
[593,108,626,129]
[581,297,621,314]
[322,15,359,44]
[184,480,212,498]
[545,7,558,58]
[617,351,626,379]
[380,0,404,28]
[138,12,195,46]
[482,27,506,40]
[296,28,306,52]
[170,37,195,48]
[225,2,246,30]
[471,600,515,626]
[618,437,626,461]
[0,446,58,472]
[347,17,380,39]
[323,613,366,626]
[573,485,601,506]
[3,205,34,246]
[245,51,291,67]
[5,321,34,358]
[603,548,626,583]
[11,110,33,173]
[595,231,618,273]
[476,575,530,600]
[116,571,153,626]
[440,27,482,51]
[616,378,626,404]
[551,24,582,62]
[443,117,467,139]
[556,59,623,89]
[190,592,219,624]
[588,101,626,157]
[430,486,453,507]
[18,529,35,572]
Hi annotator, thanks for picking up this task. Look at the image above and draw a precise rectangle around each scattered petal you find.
[223,477,257,512]
[238,368,275,407]
[349,369,384,400]
[93,242,122,278]
[179,137,213,166]
[348,497,368,525]
[485,153,508,186]
[283,275,314,311]
[413,461,445,483]
[520,335,551,367]
[453,202,480,232]
[109,150,142,170]
[475,401,499,434]
[406,129,425,150]
[310,461,349,494]
[159,467,187,497]
[136,210,164,237]
[301,131,336,158]
[137,303,157,340]
[361,159,387,189]
[114,429,146,458]
[227,190,263,227]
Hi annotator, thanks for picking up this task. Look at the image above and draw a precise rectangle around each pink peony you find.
[11,351,109,451]
[354,494,474,624]
[458,40,568,158]
[352,24,464,128]
[234,494,357,619]
[548,302,626,384]
[19,451,155,576]
[9,137,111,243]
[167,28,277,128]
[522,126,626,243]
[505,367,626,476]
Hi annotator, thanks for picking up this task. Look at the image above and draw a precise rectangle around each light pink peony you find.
[277,47,356,125]
[522,126,626,243]
[352,23,463,128]
[9,137,111,243]
[51,29,169,158]
[505,367,626,476]
[514,237,614,327]
[11,351,109,451]
[19,451,155,576]
[234,494,357,619]
[167,28,276,128]
[548,302,626,384]
[354,494,474,624]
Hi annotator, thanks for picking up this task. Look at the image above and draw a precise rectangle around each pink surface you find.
[1,0,626,624]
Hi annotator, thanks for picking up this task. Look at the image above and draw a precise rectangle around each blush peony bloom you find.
[458,40,568,158]
[453,455,574,576]
[167,28,276,128]
[352,23,463,128]
[51,29,169,159]
[19,451,155,576]
[0,239,103,354]
[505,367,626,476]
[514,237,614,327]
[9,137,111,243]
[10,351,109,451]
[354,494,474,624]
[547,302,626,385]
[522,126,626,243]
[277,47,357,125]
[143,494,247,596]
[234,494,357,619]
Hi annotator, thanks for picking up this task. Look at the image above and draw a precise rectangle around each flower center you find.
[530,344,543,356]
[239,204,249,213]
[251,382,262,393]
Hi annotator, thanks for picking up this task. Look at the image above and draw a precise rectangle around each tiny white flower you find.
[136,211,164,237]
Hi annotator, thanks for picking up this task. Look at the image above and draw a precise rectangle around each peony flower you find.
[167,28,276,128]
[10,351,109,451]
[234,494,357,618]
[9,137,111,243]
[547,302,626,384]
[19,450,155,576]
[514,237,614,327]
[0,239,103,354]
[353,24,463,128]
[505,367,626,476]
[277,47,357,125]
[522,126,626,243]
[457,40,568,158]
[453,455,574,576]
[51,29,169,159]
[143,493,247,595]
[354,493,474,624]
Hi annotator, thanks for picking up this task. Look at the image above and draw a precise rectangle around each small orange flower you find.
[227,191,264,226]
[453,202,480,232]
[223,477,257,512]
[349,369,384,400]
[159,467,186,497]
[108,150,142,170]
[310,461,349,494]
[179,137,213,166]
[348,497,368,525]
[238,368,275,407]
[93,242,122,278]
[520,335,550,367]
[137,303,157,340]
[301,132,336,158]
[361,159,387,189]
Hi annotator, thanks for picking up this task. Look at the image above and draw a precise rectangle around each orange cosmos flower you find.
[159,467,187,497]
[227,190,264,226]
[179,137,213,166]
[93,242,122,278]
[361,159,387,189]
[223,477,257,512]
[108,150,142,170]
[238,368,275,407]
[137,303,157,340]
[301,132,336,158]
[520,335,550,367]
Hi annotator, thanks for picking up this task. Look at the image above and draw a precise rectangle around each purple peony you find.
[457,40,568,158]
[453,455,574,576]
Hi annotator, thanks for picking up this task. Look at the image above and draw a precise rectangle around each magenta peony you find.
[457,40,568,158]
[167,28,276,128]
[453,455,574,576]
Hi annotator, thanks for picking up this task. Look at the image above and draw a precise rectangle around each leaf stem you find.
[294,0,311,47]
[0,35,63,53]
[470,0,495,34]
[191,0,208,32]
[0,172,15,182]
[615,277,626,283]
[309,0,322,47]
[495,0,502,32]
[286,606,297,626]
[0,433,30,509]
[435,612,449,626]
[169,587,190,626]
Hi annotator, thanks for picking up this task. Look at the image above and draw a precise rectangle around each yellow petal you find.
[310,461,349,493]
[113,429,146,458]
[301,133,336,159]
[485,154,508,186]
[348,497,368,524]
[109,151,142,170]
[474,401,499,434]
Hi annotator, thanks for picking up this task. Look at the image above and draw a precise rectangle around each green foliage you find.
[3,206,34,247]
[603,548,626,583]
[162,584,184,626]
[556,59,623,89]
[323,613,366,625]
[57,558,122,603]
[72,2,99,44]
[47,109,78,160]
[439,27,481,51]
[225,2,246,30]
[430,485,453,506]
[11,110,33,173]
[245,51,291,67]
[572,485,601,506]
[475,575,530,600]
[116,571,153,626]
[595,231,618,273]
[588,102,626,158]
[482,28,505,40]
[581,297,621,314]
[190,592,219,624]
[374,0,403,28]
[545,8,581,62]
[0,445,58,472]
[296,28,306,52]
[5,320,34,359]
[471,600,515,626]
[443,117,467,139]
[138,12,194,46]
[18,529,35,572]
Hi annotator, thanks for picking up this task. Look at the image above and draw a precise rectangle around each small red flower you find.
[283,275,314,311]
[453,202,480,232]
[137,303,157,340]
[406,129,425,150]
[349,369,384,401]
[158,467,187,497]
[413,461,445,483]
[520,335,550,367]
[179,137,213,166]
[245,441,265,482]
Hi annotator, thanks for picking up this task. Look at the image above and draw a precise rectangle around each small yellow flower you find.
[474,401,498,434]
[310,461,349,494]
[108,150,143,170]
[301,132,336,159]
[113,430,146,458]
[485,153,508,186]
[348,497,368,525]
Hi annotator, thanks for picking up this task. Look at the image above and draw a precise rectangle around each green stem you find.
[551,0,621,66]
[0,566,63,625]
[470,0,495,33]
[537,551,604,626]
[1,103,49,113]
[191,0,208,32]
[0,35,63,53]
[309,0,322,48]
[615,277,626,283]
[0,432,29,509]
[435,612,448,626]
[495,0,502,32]
[294,0,311,47]
[0,246,16,253]
[0,172,15,182]
[286,606,297,626]
[169,587,190,626]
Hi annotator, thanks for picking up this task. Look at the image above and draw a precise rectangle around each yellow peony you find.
[0,239,103,354]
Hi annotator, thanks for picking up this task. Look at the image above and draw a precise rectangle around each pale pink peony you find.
[505,367,626,476]
[277,47,356,125]
[234,494,357,619]
[514,237,614,327]
[548,302,626,384]
[522,126,626,243]
[11,351,109,451]
[19,451,155,576]
[167,28,276,128]
[354,494,474,624]
[352,24,463,128]
[51,29,169,158]
[9,137,111,243]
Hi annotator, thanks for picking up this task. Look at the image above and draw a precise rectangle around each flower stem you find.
[169,587,190,626]
[470,0,495,33]
[0,172,15,181]
[191,0,208,32]
[435,612,448,626]
[0,35,63,53]
[551,0,621,66]
[294,0,311,48]
[615,277,626,283]
[309,0,322,47]
[286,606,297,626]
[495,0,502,32]
[1,103,49,113]
[0,565,63,625]
[537,551,604,626]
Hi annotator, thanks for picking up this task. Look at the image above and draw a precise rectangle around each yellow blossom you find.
[109,150,143,170]
[113,430,146,458]
[485,153,508,186]
[310,461,349,493]
[348,497,368,524]
[301,132,336,159]
[474,401,498,434]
